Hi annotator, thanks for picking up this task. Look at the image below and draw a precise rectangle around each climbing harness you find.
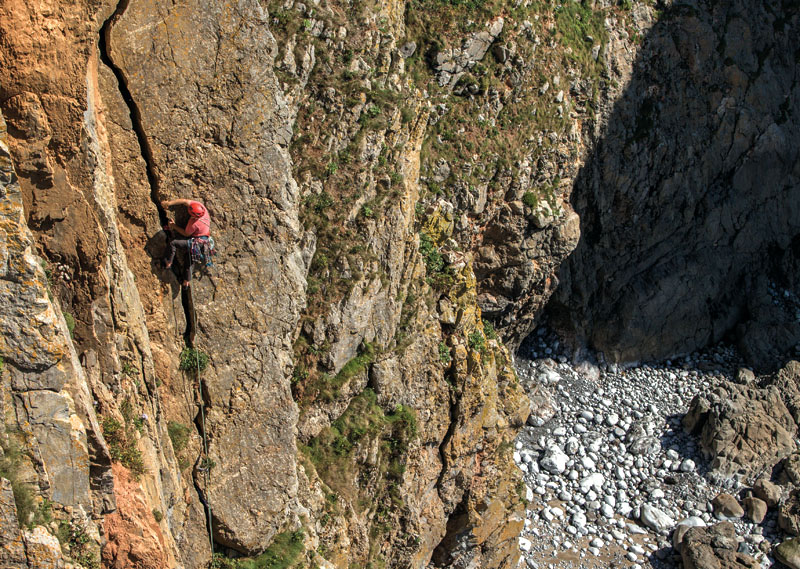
[189,236,216,267]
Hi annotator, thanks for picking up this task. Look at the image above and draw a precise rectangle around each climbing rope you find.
[195,345,215,556]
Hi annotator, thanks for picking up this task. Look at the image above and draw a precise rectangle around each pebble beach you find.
[513,329,784,569]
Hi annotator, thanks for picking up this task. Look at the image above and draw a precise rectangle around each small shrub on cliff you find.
[102,416,146,478]
[57,520,99,569]
[152,509,163,523]
[438,341,451,364]
[522,191,538,208]
[468,330,486,354]
[482,319,497,340]
[0,428,36,527]
[419,232,454,289]
[63,311,75,338]
[179,347,210,373]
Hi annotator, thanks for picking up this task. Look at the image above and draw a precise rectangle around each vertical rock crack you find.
[99,1,206,544]
[98,0,167,227]
[99,0,197,344]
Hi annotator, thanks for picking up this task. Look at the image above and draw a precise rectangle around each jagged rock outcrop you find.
[550,0,800,369]
[683,379,797,482]
[677,522,760,569]
[0,106,105,567]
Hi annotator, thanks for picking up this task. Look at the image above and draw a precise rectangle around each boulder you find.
[677,522,759,569]
[639,503,675,534]
[775,538,800,569]
[684,384,795,481]
[752,478,782,507]
[712,493,744,520]
[673,516,706,549]
[742,496,767,524]
[21,526,64,569]
[539,445,568,474]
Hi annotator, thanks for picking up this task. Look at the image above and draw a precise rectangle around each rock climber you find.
[161,198,211,287]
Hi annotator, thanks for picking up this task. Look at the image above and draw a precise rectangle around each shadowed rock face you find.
[550,0,800,370]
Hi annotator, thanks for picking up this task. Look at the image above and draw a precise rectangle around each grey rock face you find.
[109,0,307,553]
[433,18,504,86]
[550,0,800,370]
[0,479,27,568]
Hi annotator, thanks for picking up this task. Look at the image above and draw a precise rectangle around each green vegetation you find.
[167,421,190,454]
[554,0,607,79]
[179,347,210,373]
[438,341,451,364]
[152,509,163,523]
[293,341,377,409]
[102,416,146,478]
[121,362,138,376]
[210,530,305,569]
[33,497,53,526]
[468,330,486,354]
[516,478,529,506]
[301,388,417,524]
[63,311,75,338]
[0,428,35,527]
[522,191,539,209]
[483,319,497,340]
[419,232,454,289]
[57,519,100,569]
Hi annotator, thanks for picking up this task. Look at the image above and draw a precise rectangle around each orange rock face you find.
[102,463,170,569]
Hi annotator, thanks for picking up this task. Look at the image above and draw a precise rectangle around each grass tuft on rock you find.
[102,416,146,478]
[0,428,35,527]
[209,530,305,569]
[179,347,210,373]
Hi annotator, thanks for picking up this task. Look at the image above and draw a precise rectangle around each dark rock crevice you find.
[98,0,167,227]
[99,0,198,344]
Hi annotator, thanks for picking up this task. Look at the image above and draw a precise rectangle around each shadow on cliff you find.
[546,0,800,372]
[144,229,200,346]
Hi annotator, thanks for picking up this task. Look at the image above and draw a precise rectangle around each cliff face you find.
[0,1,795,569]
[0,0,579,567]
[549,0,800,370]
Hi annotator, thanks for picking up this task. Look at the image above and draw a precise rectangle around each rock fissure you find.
[99,0,200,342]
[98,0,167,227]
[435,385,459,494]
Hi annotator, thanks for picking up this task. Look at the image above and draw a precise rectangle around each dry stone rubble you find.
[513,330,800,569]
